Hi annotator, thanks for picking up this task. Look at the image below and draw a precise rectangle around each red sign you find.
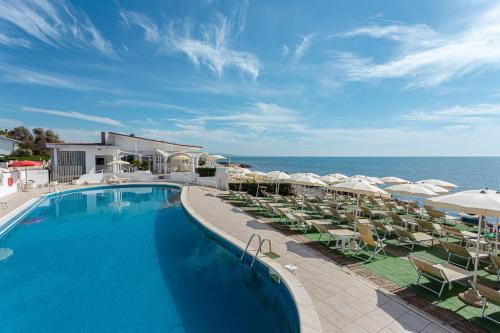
[7,177,14,187]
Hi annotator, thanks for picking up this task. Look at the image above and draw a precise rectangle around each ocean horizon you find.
[227,156,500,191]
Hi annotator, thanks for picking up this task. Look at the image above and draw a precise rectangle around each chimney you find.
[101,132,106,145]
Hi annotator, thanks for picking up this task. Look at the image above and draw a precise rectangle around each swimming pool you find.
[0,185,299,332]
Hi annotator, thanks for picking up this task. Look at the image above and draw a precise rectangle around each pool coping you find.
[0,182,321,333]
[180,185,322,333]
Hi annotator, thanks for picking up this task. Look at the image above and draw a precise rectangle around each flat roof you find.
[45,143,117,147]
[0,135,21,143]
[108,132,203,149]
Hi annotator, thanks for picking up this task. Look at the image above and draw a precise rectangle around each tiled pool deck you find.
[0,183,458,333]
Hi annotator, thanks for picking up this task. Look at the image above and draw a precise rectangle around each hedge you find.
[228,182,293,196]
[195,167,216,177]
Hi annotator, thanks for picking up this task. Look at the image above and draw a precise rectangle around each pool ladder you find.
[241,233,273,268]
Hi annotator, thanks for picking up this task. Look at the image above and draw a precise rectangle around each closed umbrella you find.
[250,171,267,197]
[426,189,500,306]
[380,176,409,185]
[416,179,457,190]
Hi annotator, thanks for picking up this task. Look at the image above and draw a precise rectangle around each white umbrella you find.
[266,171,291,195]
[107,160,130,166]
[385,183,438,197]
[418,183,449,195]
[345,176,375,185]
[289,174,327,187]
[385,183,438,214]
[416,179,457,190]
[332,179,388,197]
[426,189,500,306]
[290,172,321,179]
[320,175,341,184]
[289,174,327,210]
[331,180,388,229]
[329,173,348,179]
[107,160,130,173]
[380,176,410,185]
[208,154,226,160]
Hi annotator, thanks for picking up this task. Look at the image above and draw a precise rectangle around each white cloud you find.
[164,15,260,80]
[334,4,500,87]
[293,34,314,62]
[120,10,160,42]
[99,99,197,114]
[0,118,22,128]
[175,102,304,133]
[119,6,259,80]
[0,32,31,48]
[402,103,500,122]
[22,107,125,127]
[281,44,289,58]
[0,0,115,57]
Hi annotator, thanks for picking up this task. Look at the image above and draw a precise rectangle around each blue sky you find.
[1,0,500,156]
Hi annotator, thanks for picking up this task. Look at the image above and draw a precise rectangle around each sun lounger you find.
[485,254,500,280]
[442,225,478,245]
[360,206,387,220]
[441,242,489,269]
[312,223,356,250]
[346,213,370,231]
[354,223,386,261]
[330,207,346,224]
[476,282,500,325]
[292,213,331,232]
[392,225,434,251]
[370,220,394,239]
[416,219,444,239]
[388,212,416,229]
[408,255,473,297]
[0,201,9,210]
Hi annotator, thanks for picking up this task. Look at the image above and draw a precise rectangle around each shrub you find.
[195,167,216,177]
[228,182,293,196]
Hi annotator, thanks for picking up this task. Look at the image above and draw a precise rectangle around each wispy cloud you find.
[402,103,500,123]
[98,99,198,114]
[120,4,260,80]
[22,107,124,127]
[171,102,304,134]
[0,63,88,90]
[0,32,31,48]
[333,4,500,87]
[164,15,260,80]
[119,10,160,42]
[293,34,314,62]
[0,0,115,57]
[281,44,289,58]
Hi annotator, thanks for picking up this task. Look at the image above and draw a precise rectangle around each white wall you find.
[18,169,49,187]
[0,171,21,198]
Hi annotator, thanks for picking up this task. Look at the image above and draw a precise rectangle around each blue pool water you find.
[0,185,299,333]
[229,156,500,191]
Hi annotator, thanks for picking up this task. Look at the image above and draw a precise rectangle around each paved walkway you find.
[184,186,457,333]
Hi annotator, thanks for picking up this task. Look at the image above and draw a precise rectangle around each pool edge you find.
[179,185,322,333]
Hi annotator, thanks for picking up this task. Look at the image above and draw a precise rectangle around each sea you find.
[227,156,500,191]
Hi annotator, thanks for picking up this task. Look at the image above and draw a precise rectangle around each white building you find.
[0,136,20,155]
[46,132,208,182]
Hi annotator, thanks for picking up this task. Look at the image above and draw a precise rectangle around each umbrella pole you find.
[256,181,260,197]
[459,214,483,306]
